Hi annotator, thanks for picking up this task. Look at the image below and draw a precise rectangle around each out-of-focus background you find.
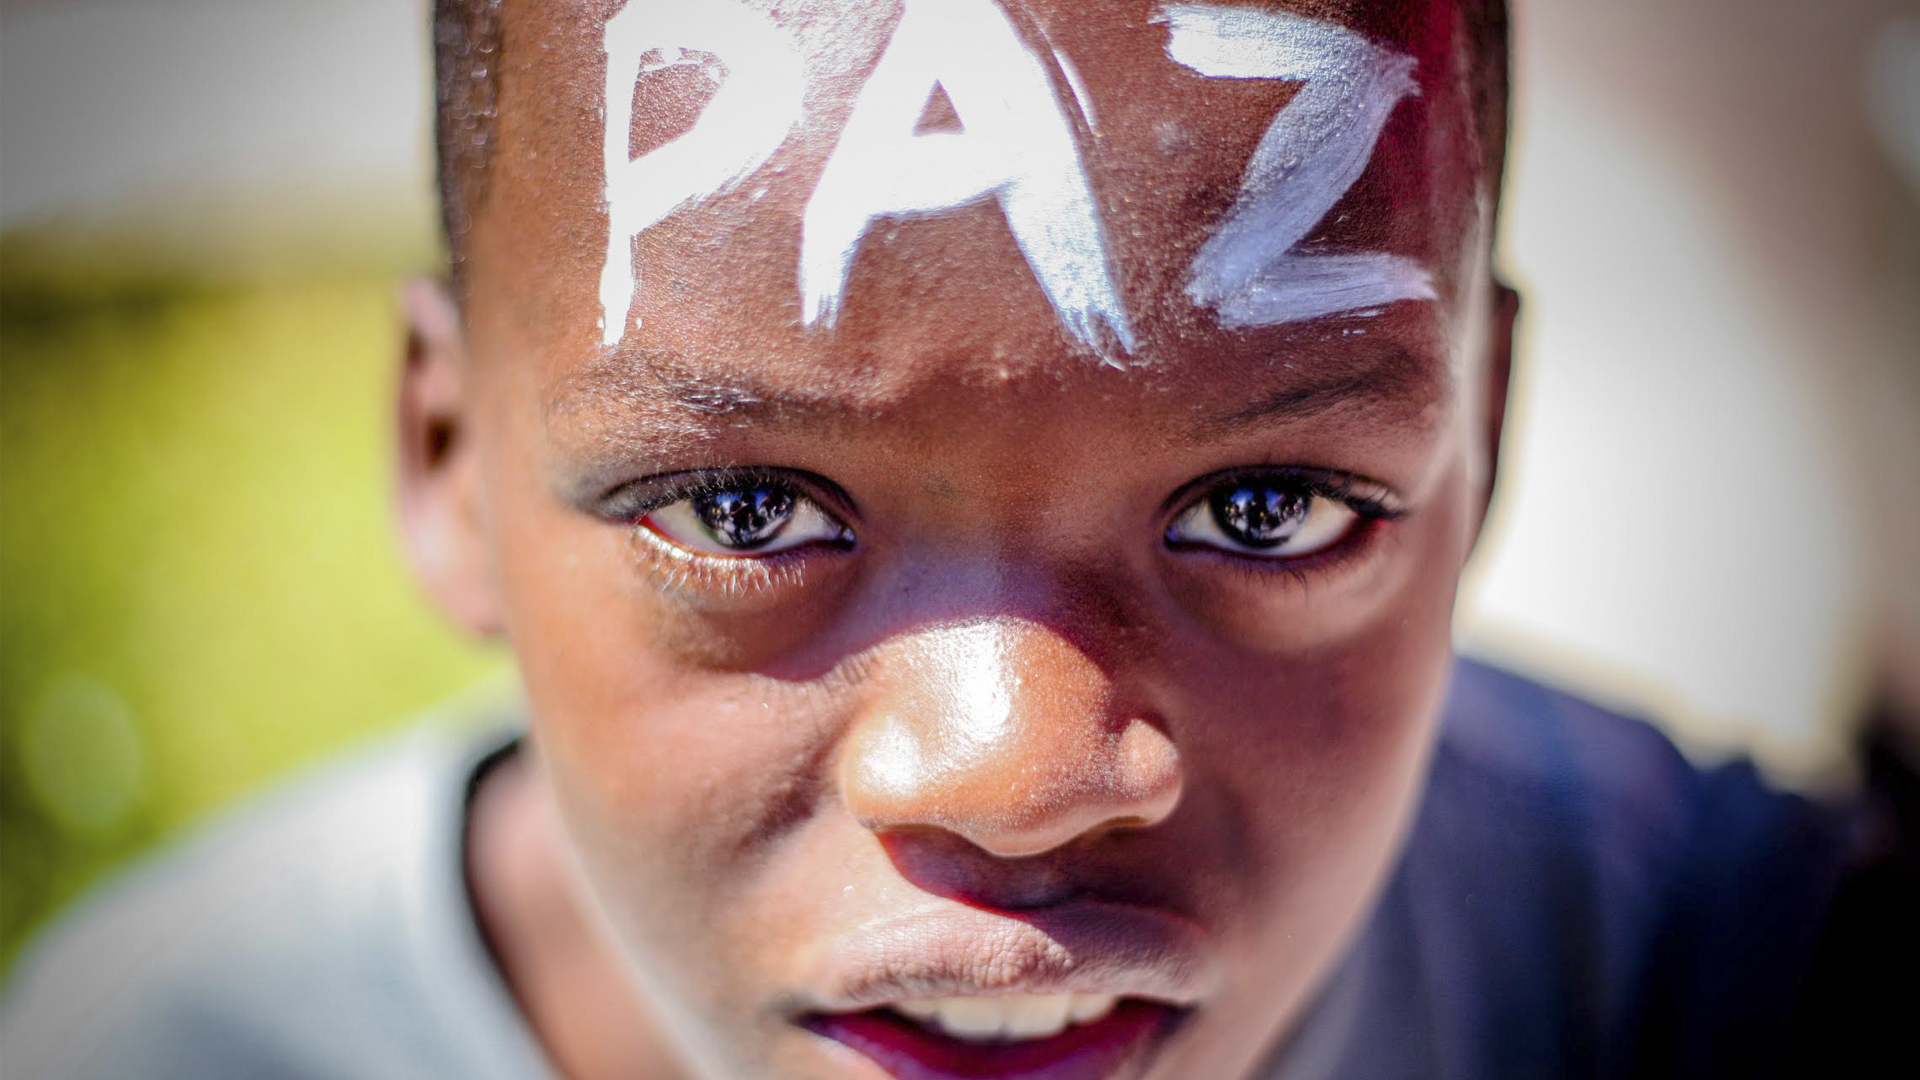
[2,0,1916,969]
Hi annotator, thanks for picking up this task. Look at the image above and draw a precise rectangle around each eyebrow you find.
[548,351,880,431]
[547,340,1448,459]
[1185,344,1448,440]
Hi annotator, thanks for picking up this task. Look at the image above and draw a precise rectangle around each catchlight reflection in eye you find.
[643,482,848,557]
[1167,479,1360,558]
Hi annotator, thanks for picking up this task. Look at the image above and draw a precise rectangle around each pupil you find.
[694,485,795,550]
[1210,483,1308,549]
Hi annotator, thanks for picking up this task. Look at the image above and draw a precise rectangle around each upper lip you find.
[794,896,1217,1015]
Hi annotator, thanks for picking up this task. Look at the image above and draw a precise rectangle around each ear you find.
[396,278,504,637]
[1470,277,1520,552]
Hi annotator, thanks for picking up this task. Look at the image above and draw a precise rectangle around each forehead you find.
[469,0,1486,407]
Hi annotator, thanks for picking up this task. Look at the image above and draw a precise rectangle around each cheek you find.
[1167,460,1472,921]
[479,449,843,942]
[511,589,860,1034]
[506,561,820,891]
[1150,472,1466,1059]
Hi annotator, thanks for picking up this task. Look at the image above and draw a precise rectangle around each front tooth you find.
[895,1000,938,1021]
[1069,993,1119,1024]
[1002,994,1072,1040]
[897,994,1122,1041]
[934,997,1005,1041]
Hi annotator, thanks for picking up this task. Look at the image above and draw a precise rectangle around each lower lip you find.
[806,1000,1179,1080]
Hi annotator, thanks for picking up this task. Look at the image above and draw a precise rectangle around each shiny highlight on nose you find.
[841,620,1184,858]
[950,623,1017,743]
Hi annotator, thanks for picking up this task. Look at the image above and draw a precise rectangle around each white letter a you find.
[800,0,1135,355]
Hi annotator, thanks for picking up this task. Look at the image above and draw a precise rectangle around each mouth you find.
[795,900,1209,1080]
[806,994,1184,1080]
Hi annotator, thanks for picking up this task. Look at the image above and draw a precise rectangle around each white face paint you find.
[599,0,804,346]
[595,1,1427,353]
[1051,47,1099,132]
[1156,4,1436,328]
[799,0,1135,356]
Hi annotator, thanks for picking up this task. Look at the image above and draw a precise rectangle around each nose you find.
[839,620,1184,858]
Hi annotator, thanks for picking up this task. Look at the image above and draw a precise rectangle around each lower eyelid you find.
[1170,514,1388,572]
[624,525,834,600]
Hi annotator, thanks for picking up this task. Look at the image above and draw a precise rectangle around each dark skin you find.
[400,2,1515,1078]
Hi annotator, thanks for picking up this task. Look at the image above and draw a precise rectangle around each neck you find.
[465,747,686,1080]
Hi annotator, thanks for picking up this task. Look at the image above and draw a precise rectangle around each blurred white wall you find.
[6,0,1913,784]
[0,0,436,265]
[1460,0,1917,785]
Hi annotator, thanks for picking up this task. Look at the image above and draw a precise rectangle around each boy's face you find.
[408,1,1507,1078]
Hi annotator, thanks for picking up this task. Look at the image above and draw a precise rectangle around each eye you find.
[640,479,849,557]
[1166,475,1364,558]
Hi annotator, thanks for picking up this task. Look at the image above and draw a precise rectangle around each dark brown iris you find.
[1210,482,1309,549]
[694,485,795,550]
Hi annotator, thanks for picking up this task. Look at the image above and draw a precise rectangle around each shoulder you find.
[1375,657,1846,1078]
[0,721,539,1080]
[1430,658,1839,909]
[1433,658,1789,848]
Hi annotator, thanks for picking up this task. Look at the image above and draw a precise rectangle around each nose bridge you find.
[840,619,1183,858]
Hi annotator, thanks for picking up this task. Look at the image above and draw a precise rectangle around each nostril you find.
[876,829,1080,909]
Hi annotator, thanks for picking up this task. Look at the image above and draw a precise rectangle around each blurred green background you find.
[0,247,504,967]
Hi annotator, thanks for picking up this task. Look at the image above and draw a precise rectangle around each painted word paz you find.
[598,0,1434,351]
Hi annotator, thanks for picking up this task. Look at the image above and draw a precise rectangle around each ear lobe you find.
[396,278,504,637]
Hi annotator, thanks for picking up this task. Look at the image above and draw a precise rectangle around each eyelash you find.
[598,465,1405,591]
[602,467,851,522]
[625,534,819,599]
[1160,466,1406,575]
[599,467,855,593]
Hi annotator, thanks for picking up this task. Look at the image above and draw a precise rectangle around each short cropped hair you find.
[433,0,503,290]
[432,0,1510,289]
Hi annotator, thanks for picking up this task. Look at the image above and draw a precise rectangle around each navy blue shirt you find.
[1270,660,1844,1079]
